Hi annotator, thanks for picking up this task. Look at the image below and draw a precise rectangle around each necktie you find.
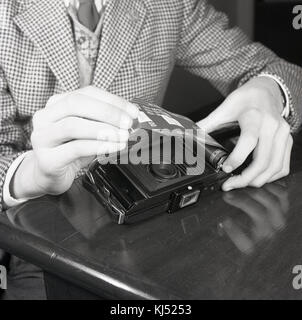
[77,0,100,32]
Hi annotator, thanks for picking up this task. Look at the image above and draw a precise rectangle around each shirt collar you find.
[63,0,107,13]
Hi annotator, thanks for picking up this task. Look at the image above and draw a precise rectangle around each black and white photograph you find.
[0,0,302,305]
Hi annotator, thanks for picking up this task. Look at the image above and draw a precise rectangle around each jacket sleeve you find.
[176,0,302,131]
[0,66,27,211]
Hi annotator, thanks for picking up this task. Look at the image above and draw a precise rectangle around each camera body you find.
[84,160,229,225]
[83,99,231,224]
[84,136,230,225]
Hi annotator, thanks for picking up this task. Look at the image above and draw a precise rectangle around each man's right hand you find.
[11,86,139,200]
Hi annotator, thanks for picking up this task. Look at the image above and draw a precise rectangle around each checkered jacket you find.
[1,0,302,210]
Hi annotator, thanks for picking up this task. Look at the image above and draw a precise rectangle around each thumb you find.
[197,98,237,133]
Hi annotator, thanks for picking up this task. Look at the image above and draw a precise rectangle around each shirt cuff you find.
[3,152,33,208]
[257,73,291,119]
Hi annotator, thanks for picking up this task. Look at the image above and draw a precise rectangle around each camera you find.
[83,99,231,224]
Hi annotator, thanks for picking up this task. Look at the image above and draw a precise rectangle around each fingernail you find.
[223,165,233,174]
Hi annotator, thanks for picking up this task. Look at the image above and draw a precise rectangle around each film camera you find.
[84,100,231,224]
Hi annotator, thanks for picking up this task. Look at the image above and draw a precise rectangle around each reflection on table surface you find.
[2,135,302,299]
[220,182,289,255]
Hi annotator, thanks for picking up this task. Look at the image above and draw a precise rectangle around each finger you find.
[222,117,279,191]
[197,97,237,133]
[34,94,134,130]
[250,122,291,187]
[268,135,293,183]
[31,117,130,148]
[75,86,139,119]
[222,109,261,173]
[51,140,127,168]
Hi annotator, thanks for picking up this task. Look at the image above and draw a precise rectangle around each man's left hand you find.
[197,77,293,191]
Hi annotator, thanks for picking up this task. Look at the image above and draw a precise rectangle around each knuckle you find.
[246,107,261,120]
[255,86,274,102]
[250,85,267,97]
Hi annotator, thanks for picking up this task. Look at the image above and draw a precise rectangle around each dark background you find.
[163,0,302,118]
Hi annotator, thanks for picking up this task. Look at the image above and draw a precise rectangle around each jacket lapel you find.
[13,0,80,92]
[93,0,147,90]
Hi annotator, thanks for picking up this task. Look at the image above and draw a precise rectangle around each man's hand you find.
[12,86,139,199]
[197,77,293,191]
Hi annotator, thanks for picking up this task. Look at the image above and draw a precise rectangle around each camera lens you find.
[149,163,179,180]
